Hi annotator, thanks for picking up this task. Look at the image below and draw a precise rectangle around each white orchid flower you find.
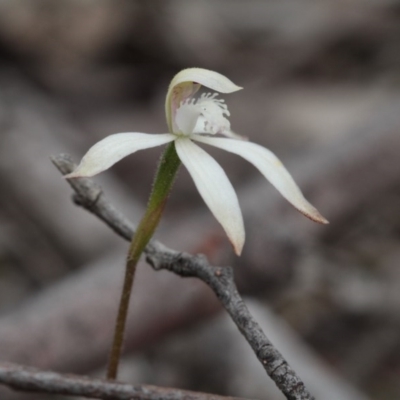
[66,68,328,255]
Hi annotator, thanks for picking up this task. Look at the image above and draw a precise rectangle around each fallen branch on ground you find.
[0,362,246,400]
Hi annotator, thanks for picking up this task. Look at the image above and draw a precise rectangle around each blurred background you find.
[0,1,400,399]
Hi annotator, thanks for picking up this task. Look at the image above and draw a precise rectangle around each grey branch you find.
[0,362,245,400]
[50,153,314,400]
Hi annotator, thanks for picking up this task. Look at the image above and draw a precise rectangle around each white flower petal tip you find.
[299,207,329,225]
[63,165,97,179]
[170,68,243,94]
[64,171,83,179]
[63,168,103,179]
[232,241,243,256]
[222,222,245,256]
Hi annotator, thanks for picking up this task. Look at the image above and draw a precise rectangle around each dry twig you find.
[0,362,245,400]
[50,153,315,400]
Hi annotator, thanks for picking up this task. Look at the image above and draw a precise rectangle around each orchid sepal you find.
[64,132,175,179]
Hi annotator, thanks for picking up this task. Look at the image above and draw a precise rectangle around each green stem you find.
[107,142,181,380]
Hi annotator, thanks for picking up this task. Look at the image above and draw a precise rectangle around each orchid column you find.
[66,68,328,380]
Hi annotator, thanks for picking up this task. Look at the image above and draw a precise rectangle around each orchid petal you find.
[193,136,328,224]
[65,133,175,178]
[175,138,245,255]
